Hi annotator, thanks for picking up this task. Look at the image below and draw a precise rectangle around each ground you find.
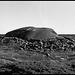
[0,34,75,74]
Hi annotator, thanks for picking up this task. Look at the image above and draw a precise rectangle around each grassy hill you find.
[0,34,75,74]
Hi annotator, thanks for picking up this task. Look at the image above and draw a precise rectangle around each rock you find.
[5,26,58,40]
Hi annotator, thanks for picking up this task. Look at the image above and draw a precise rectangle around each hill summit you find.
[5,26,58,40]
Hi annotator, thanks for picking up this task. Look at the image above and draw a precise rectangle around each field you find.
[0,34,75,74]
[59,34,75,39]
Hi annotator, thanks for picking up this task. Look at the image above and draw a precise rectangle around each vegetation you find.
[0,35,75,74]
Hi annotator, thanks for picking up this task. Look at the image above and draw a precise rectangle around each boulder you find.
[5,26,58,40]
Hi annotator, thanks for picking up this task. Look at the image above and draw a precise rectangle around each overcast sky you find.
[0,1,75,34]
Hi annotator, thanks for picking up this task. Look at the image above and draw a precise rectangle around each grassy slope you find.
[0,34,75,74]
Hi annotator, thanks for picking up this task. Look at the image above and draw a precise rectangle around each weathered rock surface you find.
[5,26,58,40]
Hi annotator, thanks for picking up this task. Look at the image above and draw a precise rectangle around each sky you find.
[0,1,75,34]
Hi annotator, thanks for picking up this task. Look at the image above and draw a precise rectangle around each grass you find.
[0,34,75,74]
